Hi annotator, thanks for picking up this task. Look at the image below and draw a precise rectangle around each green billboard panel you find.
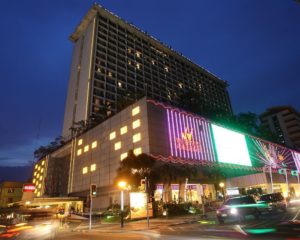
[211,124,252,166]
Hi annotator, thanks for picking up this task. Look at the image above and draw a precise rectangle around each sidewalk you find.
[72,211,217,233]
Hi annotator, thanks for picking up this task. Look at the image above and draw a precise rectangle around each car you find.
[259,192,286,212]
[216,195,260,224]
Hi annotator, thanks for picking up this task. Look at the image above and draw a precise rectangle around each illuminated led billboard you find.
[211,124,252,166]
[248,137,294,169]
[166,109,216,161]
[292,152,300,172]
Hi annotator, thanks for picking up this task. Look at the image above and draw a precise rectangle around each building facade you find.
[62,4,232,138]
[260,106,300,150]
[34,98,300,210]
[0,182,24,208]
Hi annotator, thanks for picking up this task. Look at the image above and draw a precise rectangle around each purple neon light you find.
[178,112,186,159]
[192,117,202,160]
[189,116,202,159]
[166,109,174,156]
[187,116,195,159]
[170,110,178,157]
[174,111,181,157]
[167,110,216,161]
[292,152,300,172]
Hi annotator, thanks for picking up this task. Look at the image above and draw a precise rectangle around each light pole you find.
[118,181,127,228]
[219,182,225,200]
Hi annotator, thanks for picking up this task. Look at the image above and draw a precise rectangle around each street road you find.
[1,207,299,239]
[53,206,300,240]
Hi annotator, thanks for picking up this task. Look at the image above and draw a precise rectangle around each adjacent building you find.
[0,181,24,208]
[260,106,300,150]
[62,4,232,138]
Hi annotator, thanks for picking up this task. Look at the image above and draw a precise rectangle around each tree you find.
[33,136,65,159]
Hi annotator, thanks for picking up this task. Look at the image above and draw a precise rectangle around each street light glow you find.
[118,181,127,189]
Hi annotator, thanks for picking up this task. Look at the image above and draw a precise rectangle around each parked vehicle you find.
[259,192,286,212]
[216,195,260,224]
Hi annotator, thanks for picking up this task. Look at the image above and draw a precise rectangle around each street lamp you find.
[219,182,225,200]
[118,180,127,228]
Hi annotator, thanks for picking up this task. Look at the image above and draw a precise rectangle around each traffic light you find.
[90,184,97,197]
[291,170,298,176]
[278,168,286,175]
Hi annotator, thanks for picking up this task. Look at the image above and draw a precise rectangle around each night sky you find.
[0,0,299,170]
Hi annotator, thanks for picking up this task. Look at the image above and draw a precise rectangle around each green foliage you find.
[116,151,198,196]
[159,202,202,216]
[33,136,65,159]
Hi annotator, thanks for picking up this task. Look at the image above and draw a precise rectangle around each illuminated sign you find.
[249,137,293,168]
[292,151,300,172]
[23,184,36,192]
[166,109,216,161]
[130,192,153,219]
[211,124,252,166]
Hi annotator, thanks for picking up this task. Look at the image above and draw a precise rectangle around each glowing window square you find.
[77,149,82,156]
[38,184,41,189]
[35,165,38,169]
[33,179,36,183]
[110,131,116,140]
[120,126,128,135]
[37,192,41,197]
[39,175,43,181]
[120,152,128,161]
[211,124,252,166]
[82,167,88,174]
[41,168,44,173]
[132,106,140,116]
[92,141,97,149]
[132,119,141,129]
[78,139,83,146]
[133,133,141,143]
[84,145,89,152]
[34,172,37,176]
[90,164,96,172]
[134,147,142,156]
[42,161,45,166]
[115,142,121,150]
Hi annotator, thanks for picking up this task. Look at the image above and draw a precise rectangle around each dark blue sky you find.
[0,0,299,167]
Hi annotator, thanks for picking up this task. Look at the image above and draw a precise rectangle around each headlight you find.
[230,208,238,215]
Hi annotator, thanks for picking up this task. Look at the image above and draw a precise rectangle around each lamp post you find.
[118,181,127,228]
[219,182,225,200]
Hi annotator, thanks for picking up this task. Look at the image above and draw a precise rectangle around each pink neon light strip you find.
[192,118,205,160]
[187,116,194,159]
[166,109,174,157]
[181,112,190,159]
[185,114,193,159]
[189,116,202,160]
[178,112,186,159]
[170,110,178,157]
[174,111,182,158]
[195,118,206,160]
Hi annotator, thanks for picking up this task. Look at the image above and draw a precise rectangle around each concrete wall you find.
[62,16,96,138]
[69,98,149,209]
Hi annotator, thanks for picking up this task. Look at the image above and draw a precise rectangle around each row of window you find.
[82,164,97,174]
[81,147,143,176]
[77,141,98,156]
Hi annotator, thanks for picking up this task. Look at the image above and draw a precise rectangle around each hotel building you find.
[62,4,232,138]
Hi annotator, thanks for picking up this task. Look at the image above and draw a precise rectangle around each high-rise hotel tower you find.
[62,4,232,137]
